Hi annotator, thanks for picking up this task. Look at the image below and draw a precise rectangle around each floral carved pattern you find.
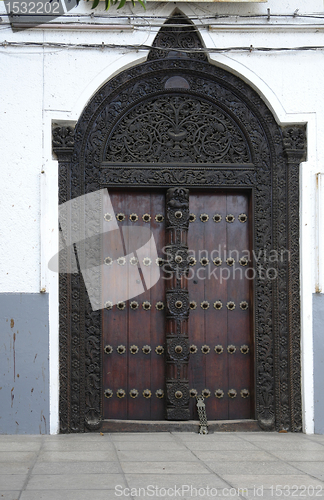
[105,96,251,164]
[55,14,306,433]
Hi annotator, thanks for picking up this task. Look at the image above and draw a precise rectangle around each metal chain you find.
[196,395,208,434]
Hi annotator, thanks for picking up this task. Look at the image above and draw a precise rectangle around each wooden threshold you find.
[100,419,262,433]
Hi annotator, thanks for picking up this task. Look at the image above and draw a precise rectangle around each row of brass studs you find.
[104,388,165,399]
[105,301,165,311]
[189,256,248,267]
[189,213,247,223]
[189,388,250,399]
[104,256,159,267]
[104,213,165,223]
[190,300,248,311]
[189,344,249,355]
[104,255,249,268]
[104,344,165,355]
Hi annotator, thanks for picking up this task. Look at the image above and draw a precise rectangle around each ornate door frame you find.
[53,16,306,433]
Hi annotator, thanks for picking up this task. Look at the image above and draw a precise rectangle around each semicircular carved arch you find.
[55,37,306,434]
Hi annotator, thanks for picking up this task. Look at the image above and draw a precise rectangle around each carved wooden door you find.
[103,188,253,421]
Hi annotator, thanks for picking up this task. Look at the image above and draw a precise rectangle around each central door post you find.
[165,188,191,420]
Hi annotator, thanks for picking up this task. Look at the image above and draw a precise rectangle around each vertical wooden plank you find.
[187,193,207,418]
[204,192,228,420]
[149,192,166,420]
[226,192,252,419]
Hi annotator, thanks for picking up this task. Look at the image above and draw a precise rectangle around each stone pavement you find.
[0,431,324,500]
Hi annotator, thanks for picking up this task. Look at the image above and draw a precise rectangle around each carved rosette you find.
[165,188,190,420]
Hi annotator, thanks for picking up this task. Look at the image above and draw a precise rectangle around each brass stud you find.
[143,389,152,398]
[142,345,151,354]
[226,214,235,223]
[240,301,249,311]
[129,213,138,222]
[130,345,139,354]
[175,345,183,354]
[213,257,222,266]
[175,254,183,264]
[175,211,183,219]
[215,389,224,398]
[143,257,152,266]
[142,301,151,311]
[200,257,209,267]
[175,390,183,399]
[155,214,164,223]
[213,214,222,223]
[213,300,223,310]
[227,301,235,311]
[117,256,126,266]
[117,388,126,398]
[116,213,125,222]
[201,345,210,354]
[241,389,250,398]
[190,388,198,398]
[175,300,183,309]
[238,213,248,223]
[104,345,113,354]
[155,345,164,355]
[104,389,113,399]
[142,213,151,223]
[117,345,126,354]
[239,257,248,266]
[155,389,164,398]
[190,344,198,354]
[202,389,211,398]
[156,257,164,267]
[188,256,197,266]
[189,301,197,310]
[104,301,113,310]
[240,345,250,354]
[130,256,139,266]
[228,389,237,398]
[104,213,113,222]
[155,301,164,311]
[214,345,224,354]
[201,301,210,310]
[104,256,113,266]
[117,301,126,310]
[226,257,235,266]
[189,213,196,222]
[227,345,236,354]
[130,301,139,310]
[200,213,209,222]
[129,389,139,398]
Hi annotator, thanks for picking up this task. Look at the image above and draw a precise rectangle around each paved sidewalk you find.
[0,431,324,500]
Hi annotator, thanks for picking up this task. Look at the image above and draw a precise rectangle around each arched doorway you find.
[53,13,306,433]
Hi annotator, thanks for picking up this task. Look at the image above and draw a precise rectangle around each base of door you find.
[100,419,262,433]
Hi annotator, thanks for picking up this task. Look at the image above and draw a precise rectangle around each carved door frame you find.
[53,19,306,433]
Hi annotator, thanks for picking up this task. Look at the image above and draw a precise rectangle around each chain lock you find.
[196,394,208,434]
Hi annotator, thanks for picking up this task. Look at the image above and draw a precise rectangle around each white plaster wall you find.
[1,0,323,433]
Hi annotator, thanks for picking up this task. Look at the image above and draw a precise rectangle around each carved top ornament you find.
[148,14,207,61]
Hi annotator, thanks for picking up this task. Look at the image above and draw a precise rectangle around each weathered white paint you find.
[1,0,323,433]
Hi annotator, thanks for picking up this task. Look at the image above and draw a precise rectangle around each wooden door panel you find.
[187,191,253,421]
[103,190,165,420]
